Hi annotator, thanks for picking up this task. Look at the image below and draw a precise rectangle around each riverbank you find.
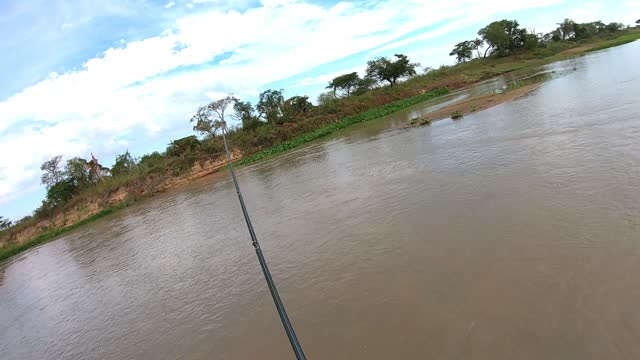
[402,82,545,128]
[1,30,639,263]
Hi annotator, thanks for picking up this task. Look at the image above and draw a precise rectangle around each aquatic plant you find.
[451,110,464,119]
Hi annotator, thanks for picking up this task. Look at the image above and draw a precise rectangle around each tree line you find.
[2,16,635,232]
[449,18,630,62]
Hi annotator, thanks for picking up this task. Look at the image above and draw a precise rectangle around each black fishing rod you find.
[221,123,307,360]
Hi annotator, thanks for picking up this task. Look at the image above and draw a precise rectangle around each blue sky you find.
[0,0,638,220]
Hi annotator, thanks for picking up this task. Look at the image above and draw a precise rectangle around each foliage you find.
[353,76,377,95]
[451,110,464,119]
[557,18,575,40]
[46,179,78,207]
[478,19,527,57]
[283,95,313,119]
[327,72,360,97]
[190,96,235,137]
[111,151,137,177]
[257,89,285,124]
[65,157,92,188]
[40,155,64,189]
[233,100,262,130]
[410,117,432,126]
[167,135,201,157]
[366,54,419,86]
[449,40,475,62]
[0,216,11,231]
[237,88,449,166]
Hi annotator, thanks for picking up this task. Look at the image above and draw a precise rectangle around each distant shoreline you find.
[2,31,638,264]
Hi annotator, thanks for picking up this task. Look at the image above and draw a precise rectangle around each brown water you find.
[2,42,640,359]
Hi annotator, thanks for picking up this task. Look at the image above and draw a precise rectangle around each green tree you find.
[449,40,474,62]
[557,18,575,40]
[326,72,360,97]
[478,19,526,57]
[523,33,539,49]
[365,54,418,87]
[167,136,201,157]
[282,96,313,119]
[257,89,285,124]
[604,22,625,33]
[232,100,262,130]
[472,38,484,58]
[111,151,137,177]
[191,96,236,137]
[0,216,12,231]
[352,76,377,95]
[40,155,64,189]
[46,179,78,207]
[65,157,91,188]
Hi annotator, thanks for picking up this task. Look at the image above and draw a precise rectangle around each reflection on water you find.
[1,42,640,359]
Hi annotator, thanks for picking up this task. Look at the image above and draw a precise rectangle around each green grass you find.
[0,202,132,263]
[236,88,450,166]
[587,32,640,52]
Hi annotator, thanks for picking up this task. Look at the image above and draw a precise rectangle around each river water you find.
[2,42,640,359]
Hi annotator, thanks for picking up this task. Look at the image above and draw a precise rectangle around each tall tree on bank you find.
[449,41,474,62]
[557,18,576,40]
[366,54,419,87]
[40,155,64,189]
[0,216,12,231]
[478,19,526,57]
[191,95,236,136]
[257,89,285,124]
[233,100,262,130]
[327,72,360,97]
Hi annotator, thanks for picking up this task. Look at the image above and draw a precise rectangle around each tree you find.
[523,33,539,49]
[65,157,91,188]
[282,96,313,119]
[40,155,64,189]
[233,100,262,130]
[472,38,484,58]
[316,91,337,107]
[191,96,235,137]
[636,19,640,26]
[449,41,474,62]
[0,216,12,231]
[111,151,137,177]
[46,179,77,207]
[557,18,575,40]
[327,72,360,97]
[87,153,109,181]
[167,136,201,157]
[604,22,625,33]
[257,89,285,124]
[365,54,419,87]
[478,19,526,57]
[352,76,377,95]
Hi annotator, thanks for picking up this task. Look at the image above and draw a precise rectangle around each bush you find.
[451,110,464,119]
[47,179,78,207]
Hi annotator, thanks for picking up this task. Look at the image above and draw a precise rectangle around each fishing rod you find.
[221,123,307,360]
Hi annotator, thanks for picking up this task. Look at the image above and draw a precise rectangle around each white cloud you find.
[164,1,176,9]
[0,0,572,207]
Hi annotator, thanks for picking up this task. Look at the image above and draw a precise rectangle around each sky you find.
[1,0,638,220]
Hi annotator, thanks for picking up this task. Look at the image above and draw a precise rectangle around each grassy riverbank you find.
[1,29,638,263]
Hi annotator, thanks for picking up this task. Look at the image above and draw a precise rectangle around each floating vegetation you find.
[451,110,464,120]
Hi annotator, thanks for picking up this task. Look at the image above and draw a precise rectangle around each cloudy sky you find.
[0,0,638,219]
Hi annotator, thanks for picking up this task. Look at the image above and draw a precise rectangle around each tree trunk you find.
[484,46,492,57]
